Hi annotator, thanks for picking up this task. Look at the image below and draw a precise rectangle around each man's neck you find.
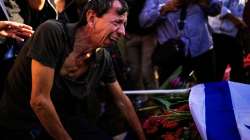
[73,26,96,57]
[74,26,93,45]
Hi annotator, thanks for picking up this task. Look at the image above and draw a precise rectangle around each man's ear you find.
[86,10,96,27]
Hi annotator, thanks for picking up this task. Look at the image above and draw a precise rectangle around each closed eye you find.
[112,20,127,27]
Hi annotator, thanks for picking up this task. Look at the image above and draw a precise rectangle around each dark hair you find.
[77,0,128,26]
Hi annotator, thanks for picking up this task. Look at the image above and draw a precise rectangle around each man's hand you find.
[60,50,92,79]
[0,21,34,41]
[160,0,183,16]
[72,28,96,66]
[60,28,95,79]
[108,81,146,140]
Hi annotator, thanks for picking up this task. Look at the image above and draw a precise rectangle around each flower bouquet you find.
[135,67,201,140]
[137,93,201,140]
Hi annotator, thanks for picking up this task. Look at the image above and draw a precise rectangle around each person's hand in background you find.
[221,14,248,29]
[0,20,34,41]
[160,0,183,15]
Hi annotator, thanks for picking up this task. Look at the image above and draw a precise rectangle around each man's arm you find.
[223,13,248,29]
[139,0,162,28]
[139,0,181,28]
[107,81,146,140]
[30,59,72,140]
[27,0,45,11]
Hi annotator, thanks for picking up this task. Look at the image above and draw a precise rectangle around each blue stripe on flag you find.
[204,81,241,140]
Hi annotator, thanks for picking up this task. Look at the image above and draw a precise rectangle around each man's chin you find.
[103,40,116,46]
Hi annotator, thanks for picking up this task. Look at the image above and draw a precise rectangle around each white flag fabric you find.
[189,81,250,140]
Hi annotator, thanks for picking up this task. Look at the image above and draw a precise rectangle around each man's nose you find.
[117,25,126,36]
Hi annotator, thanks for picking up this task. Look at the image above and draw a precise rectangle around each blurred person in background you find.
[0,0,33,96]
[241,0,250,83]
[0,20,33,42]
[124,0,157,90]
[5,0,57,29]
[1,0,57,83]
[140,0,221,85]
[243,0,250,30]
[208,0,247,82]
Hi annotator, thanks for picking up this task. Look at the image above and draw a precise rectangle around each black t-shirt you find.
[0,20,117,130]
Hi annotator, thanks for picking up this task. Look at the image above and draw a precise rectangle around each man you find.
[140,0,221,84]
[208,0,246,82]
[0,0,145,140]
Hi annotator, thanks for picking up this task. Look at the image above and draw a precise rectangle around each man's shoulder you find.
[34,20,66,39]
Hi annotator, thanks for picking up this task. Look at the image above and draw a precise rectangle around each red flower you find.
[163,120,178,129]
[145,126,158,134]
[175,127,183,138]
[163,133,177,140]
[176,104,189,111]
[164,111,172,115]
[143,116,166,129]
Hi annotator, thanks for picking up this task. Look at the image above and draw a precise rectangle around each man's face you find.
[90,0,128,47]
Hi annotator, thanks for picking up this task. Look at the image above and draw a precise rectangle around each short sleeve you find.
[27,20,65,68]
[101,49,117,84]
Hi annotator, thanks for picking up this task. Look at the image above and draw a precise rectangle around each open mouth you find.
[103,34,119,46]
[110,36,120,43]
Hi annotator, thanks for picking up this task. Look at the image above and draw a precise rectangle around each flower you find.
[140,94,200,139]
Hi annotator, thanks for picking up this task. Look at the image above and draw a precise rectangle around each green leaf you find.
[152,96,172,110]
[137,106,160,112]
[160,66,183,89]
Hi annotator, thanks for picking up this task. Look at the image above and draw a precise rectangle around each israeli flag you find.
[189,81,250,140]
